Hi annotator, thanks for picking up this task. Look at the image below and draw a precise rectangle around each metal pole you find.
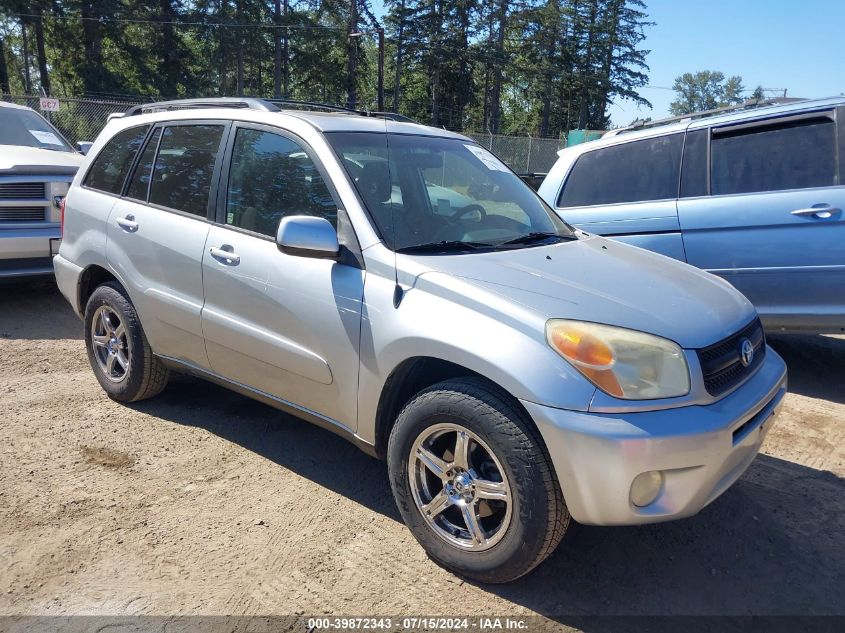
[377,28,385,112]
[526,133,532,173]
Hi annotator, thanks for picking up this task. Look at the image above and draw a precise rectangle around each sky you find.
[370,0,845,128]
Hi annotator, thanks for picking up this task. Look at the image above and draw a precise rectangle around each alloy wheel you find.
[409,422,512,551]
[90,305,129,383]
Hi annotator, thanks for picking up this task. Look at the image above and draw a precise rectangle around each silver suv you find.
[54,98,787,583]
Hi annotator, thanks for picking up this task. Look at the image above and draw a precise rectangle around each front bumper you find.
[523,346,788,525]
[0,226,61,277]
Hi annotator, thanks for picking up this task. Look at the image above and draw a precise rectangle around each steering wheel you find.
[450,204,487,224]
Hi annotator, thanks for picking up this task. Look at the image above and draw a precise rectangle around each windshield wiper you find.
[395,240,492,254]
[495,232,576,247]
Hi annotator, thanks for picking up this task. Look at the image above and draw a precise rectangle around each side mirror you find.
[77,141,93,155]
[276,215,339,259]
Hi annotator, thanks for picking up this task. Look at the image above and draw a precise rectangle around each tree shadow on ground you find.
[0,280,82,340]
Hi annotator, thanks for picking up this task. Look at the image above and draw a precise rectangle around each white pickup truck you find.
[0,101,85,278]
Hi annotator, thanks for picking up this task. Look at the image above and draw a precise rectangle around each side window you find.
[557,133,683,207]
[680,129,708,198]
[225,128,337,236]
[711,116,837,195]
[125,128,162,201]
[148,124,224,217]
[84,126,149,195]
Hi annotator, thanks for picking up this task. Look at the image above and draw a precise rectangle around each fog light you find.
[630,470,664,507]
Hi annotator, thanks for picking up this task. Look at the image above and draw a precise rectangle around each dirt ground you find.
[0,281,843,628]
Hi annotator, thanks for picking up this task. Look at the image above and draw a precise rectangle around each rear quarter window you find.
[557,133,683,207]
[84,126,149,195]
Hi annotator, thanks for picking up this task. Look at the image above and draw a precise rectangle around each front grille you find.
[0,182,46,199]
[0,207,47,222]
[697,318,766,397]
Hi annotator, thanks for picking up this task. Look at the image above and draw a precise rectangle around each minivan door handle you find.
[116,215,138,232]
[209,245,240,265]
[791,205,841,219]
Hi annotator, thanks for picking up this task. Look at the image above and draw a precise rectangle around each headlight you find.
[545,319,690,400]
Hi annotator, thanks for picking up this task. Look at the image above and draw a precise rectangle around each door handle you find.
[116,215,138,232]
[791,205,841,219]
[209,245,240,265]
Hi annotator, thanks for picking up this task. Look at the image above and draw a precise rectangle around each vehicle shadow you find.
[130,373,402,522]
[767,333,845,405]
[133,374,844,620]
[0,279,82,340]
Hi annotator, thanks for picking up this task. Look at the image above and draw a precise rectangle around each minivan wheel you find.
[84,282,169,402]
[387,377,570,583]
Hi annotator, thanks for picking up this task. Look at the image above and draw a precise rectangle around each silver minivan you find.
[54,99,787,583]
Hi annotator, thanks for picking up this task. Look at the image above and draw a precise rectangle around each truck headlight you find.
[546,319,690,400]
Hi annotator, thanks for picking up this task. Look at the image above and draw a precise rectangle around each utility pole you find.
[346,0,359,110]
[377,28,384,112]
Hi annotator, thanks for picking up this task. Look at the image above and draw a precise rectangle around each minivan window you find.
[558,134,683,207]
[711,117,836,196]
[125,128,162,201]
[225,128,337,236]
[148,125,224,217]
[680,129,708,198]
[84,125,149,195]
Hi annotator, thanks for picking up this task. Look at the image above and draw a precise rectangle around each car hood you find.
[410,235,756,349]
[0,145,83,173]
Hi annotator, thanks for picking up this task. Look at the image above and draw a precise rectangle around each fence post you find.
[526,134,532,173]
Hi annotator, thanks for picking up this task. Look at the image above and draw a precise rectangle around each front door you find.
[678,108,845,331]
[200,124,365,431]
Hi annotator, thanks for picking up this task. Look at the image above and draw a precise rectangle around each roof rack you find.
[605,97,806,137]
[123,96,421,124]
[124,97,280,116]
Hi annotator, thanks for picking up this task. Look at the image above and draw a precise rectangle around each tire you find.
[83,282,169,402]
[387,377,570,583]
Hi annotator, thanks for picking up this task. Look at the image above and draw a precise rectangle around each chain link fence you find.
[2,95,566,173]
[464,132,565,174]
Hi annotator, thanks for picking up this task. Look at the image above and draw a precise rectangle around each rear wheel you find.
[387,377,569,583]
[84,282,169,402]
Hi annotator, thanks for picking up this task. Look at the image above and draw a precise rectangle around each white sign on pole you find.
[39,98,60,112]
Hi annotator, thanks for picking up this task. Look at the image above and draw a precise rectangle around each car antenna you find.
[385,120,404,309]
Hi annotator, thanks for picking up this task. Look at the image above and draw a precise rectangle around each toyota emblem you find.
[739,338,755,367]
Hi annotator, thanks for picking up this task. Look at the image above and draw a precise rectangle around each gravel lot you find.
[1,281,843,627]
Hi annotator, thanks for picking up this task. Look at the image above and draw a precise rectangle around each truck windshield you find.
[326,132,573,252]
[0,107,74,152]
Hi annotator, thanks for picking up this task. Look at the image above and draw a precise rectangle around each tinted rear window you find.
[148,125,224,217]
[711,117,836,195]
[84,126,149,195]
[558,133,683,207]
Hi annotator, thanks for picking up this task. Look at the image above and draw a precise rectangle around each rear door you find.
[106,121,228,368]
[553,133,686,261]
[677,107,845,331]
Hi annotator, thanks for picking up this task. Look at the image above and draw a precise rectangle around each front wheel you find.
[387,378,570,583]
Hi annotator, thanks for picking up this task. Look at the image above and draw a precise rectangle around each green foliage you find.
[669,70,745,115]
[0,0,653,136]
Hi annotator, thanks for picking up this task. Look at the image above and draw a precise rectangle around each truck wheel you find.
[387,377,569,583]
[84,282,169,402]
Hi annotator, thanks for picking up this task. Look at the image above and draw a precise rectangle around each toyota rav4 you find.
[54,98,787,583]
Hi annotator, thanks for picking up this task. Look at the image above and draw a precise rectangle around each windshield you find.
[327,132,573,252]
[0,107,74,152]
